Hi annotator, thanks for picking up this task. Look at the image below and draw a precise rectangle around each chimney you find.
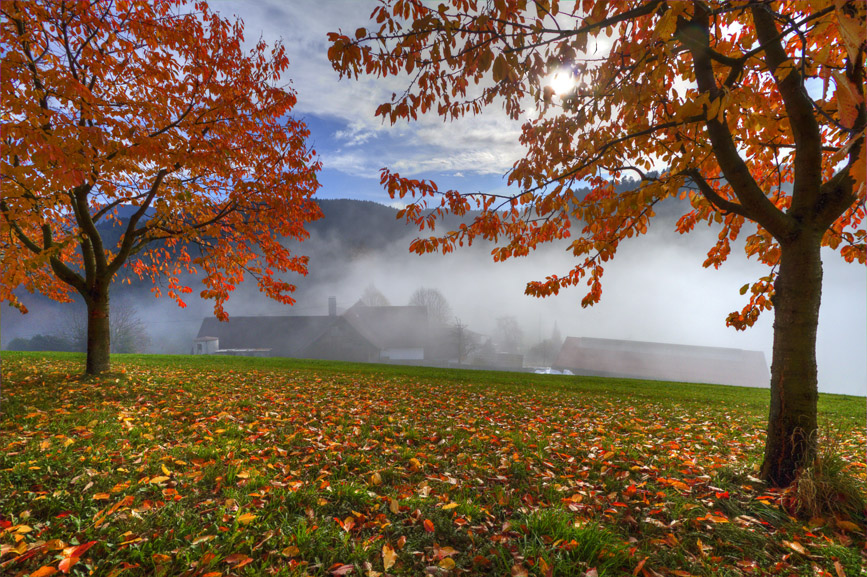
[328,296,337,317]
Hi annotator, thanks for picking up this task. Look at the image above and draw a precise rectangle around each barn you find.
[193,302,431,363]
[553,336,770,388]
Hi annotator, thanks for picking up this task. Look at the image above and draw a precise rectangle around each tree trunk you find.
[85,288,111,375]
[761,233,822,487]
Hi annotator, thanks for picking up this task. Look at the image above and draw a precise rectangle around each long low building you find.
[553,336,770,388]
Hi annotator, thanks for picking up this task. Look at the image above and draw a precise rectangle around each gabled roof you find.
[553,336,770,388]
[342,303,429,349]
[197,316,340,357]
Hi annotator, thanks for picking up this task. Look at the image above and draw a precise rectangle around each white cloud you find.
[211,0,527,178]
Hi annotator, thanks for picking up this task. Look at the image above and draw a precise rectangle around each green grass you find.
[1,351,865,577]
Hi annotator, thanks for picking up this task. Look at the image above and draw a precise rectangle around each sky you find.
[190,0,867,396]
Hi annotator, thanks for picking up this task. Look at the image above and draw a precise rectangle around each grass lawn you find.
[1,352,864,577]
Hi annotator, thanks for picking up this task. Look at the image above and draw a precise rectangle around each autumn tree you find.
[408,286,453,324]
[1,0,321,374]
[328,1,866,486]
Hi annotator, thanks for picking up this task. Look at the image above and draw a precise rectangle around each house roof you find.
[196,305,431,359]
[197,316,340,357]
[553,336,770,388]
[342,303,429,349]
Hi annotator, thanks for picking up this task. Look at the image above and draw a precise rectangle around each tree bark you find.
[761,232,822,487]
[85,287,111,375]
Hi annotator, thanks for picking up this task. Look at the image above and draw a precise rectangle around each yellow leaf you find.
[834,72,863,130]
[382,543,397,570]
[438,557,456,570]
[492,54,510,83]
[370,472,382,486]
[389,498,400,515]
[192,535,215,545]
[161,464,171,476]
[282,545,300,557]
[773,59,796,84]
[45,539,65,551]
[706,97,722,121]
[783,540,806,555]
[152,553,172,564]
[93,493,111,501]
[441,502,459,510]
[835,519,863,533]
[149,476,170,484]
[836,0,867,62]
[236,512,257,525]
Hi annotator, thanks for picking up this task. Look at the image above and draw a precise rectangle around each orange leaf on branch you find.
[327,0,866,488]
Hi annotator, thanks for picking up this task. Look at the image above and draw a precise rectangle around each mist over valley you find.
[3,197,863,396]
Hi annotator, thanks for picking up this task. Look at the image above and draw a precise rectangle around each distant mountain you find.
[0,199,420,347]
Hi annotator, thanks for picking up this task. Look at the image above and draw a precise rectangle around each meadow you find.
[1,352,864,577]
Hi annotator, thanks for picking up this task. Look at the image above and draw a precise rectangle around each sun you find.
[548,71,576,95]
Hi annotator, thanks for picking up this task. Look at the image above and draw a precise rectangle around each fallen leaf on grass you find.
[192,535,215,545]
[30,566,58,577]
[236,512,257,525]
[58,556,81,574]
[382,544,397,570]
[331,563,355,575]
[223,553,253,567]
[782,540,806,555]
[433,544,458,559]
[835,520,863,533]
[423,519,435,532]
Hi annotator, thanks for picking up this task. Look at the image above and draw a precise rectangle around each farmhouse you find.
[194,302,431,363]
[553,336,770,388]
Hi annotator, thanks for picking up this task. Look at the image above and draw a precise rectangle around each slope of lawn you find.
[1,352,864,577]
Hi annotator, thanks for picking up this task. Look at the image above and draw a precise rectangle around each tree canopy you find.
[1,0,321,372]
[328,0,866,486]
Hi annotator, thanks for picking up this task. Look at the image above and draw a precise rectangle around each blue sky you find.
[204,1,866,396]
[211,0,524,204]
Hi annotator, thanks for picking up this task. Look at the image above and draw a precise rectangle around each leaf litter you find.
[1,354,864,576]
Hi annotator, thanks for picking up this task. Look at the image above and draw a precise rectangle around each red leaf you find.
[58,556,80,574]
[70,541,97,558]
